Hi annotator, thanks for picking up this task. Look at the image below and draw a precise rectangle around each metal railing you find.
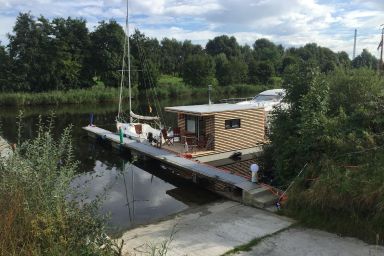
[219,97,254,104]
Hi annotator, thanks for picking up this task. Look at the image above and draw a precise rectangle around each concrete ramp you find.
[120,201,294,256]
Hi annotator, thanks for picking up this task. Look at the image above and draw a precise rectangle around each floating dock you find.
[83,125,279,209]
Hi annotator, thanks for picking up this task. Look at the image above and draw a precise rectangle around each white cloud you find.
[0,0,383,58]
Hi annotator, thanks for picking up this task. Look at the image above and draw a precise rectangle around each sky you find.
[0,0,384,59]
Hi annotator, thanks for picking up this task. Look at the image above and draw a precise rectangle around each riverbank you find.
[0,86,129,106]
[119,200,384,256]
[0,76,268,106]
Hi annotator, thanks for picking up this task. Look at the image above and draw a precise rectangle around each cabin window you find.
[225,119,241,129]
[185,115,197,133]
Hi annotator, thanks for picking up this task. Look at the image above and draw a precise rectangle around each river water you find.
[0,98,219,235]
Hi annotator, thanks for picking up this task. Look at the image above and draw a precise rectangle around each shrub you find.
[0,114,118,255]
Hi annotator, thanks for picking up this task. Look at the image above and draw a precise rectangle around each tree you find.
[215,55,248,86]
[336,51,351,70]
[160,38,183,75]
[249,60,274,84]
[130,29,161,89]
[270,64,329,182]
[328,68,383,115]
[8,12,40,91]
[239,44,254,65]
[182,54,215,87]
[89,20,125,87]
[280,55,298,73]
[287,43,340,73]
[352,49,377,70]
[253,38,283,71]
[51,17,91,89]
[0,44,11,91]
[180,40,203,69]
[206,35,240,58]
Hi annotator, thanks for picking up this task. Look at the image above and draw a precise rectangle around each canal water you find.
[0,98,219,235]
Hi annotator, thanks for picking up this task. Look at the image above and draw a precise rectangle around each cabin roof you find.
[165,103,262,115]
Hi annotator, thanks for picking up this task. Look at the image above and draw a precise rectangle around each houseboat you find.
[163,103,266,162]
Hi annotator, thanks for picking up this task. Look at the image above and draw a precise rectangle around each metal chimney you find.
[208,84,212,105]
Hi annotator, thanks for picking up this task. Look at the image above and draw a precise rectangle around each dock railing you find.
[219,97,253,104]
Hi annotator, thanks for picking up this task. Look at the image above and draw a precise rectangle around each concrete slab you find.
[242,187,278,208]
[120,201,294,256]
[239,227,384,256]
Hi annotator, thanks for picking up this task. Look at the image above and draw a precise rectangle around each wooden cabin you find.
[164,104,265,158]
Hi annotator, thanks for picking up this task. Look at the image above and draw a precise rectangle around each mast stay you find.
[117,0,160,124]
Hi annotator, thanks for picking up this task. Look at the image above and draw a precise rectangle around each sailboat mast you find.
[127,0,133,123]
[117,0,129,119]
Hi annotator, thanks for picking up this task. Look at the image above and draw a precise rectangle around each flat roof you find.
[165,103,262,115]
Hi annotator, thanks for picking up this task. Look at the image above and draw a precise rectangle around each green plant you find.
[0,116,119,255]
[267,66,384,244]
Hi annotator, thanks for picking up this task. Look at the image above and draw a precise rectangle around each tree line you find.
[0,12,380,93]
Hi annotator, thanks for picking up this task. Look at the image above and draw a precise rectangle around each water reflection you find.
[0,101,219,235]
[73,159,188,234]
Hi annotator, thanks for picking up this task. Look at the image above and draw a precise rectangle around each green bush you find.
[0,115,118,255]
[267,66,384,244]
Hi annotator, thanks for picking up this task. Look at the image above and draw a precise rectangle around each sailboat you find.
[116,0,163,143]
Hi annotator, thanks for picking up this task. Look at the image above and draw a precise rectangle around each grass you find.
[156,74,271,100]
[0,75,281,106]
[279,156,384,246]
[220,225,293,256]
[0,86,130,106]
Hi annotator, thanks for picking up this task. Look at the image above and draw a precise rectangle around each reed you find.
[0,86,130,106]
[282,155,384,245]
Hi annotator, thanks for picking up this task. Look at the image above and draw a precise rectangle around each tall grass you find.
[155,75,269,100]
[282,154,384,245]
[0,113,118,255]
[0,86,131,106]
[1,75,279,106]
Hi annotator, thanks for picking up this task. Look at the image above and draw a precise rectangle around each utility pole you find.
[353,29,357,59]
[378,25,384,73]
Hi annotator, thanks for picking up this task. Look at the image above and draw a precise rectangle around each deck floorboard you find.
[83,126,247,186]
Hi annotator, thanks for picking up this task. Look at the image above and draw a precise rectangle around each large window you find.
[185,115,197,133]
[225,119,241,129]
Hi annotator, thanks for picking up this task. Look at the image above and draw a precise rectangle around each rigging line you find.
[136,36,166,127]
[142,52,166,127]
[134,36,163,122]
[279,162,308,201]
[136,40,162,121]
[131,161,135,220]
[333,144,384,160]
[122,161,133,223]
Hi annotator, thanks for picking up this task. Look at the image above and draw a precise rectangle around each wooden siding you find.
[213,108,265,153]
[203,116,215,150]
[220,159,254,179]
[178,113,185,135]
